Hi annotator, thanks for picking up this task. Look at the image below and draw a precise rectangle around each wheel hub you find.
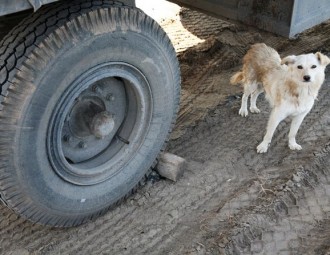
[48,62,152,185]
[61,78,127,163]
[90,111,115,138]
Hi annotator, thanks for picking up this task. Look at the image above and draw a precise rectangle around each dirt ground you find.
[1,1,330,254]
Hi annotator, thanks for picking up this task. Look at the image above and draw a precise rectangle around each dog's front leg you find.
[288,111,308,150]
[250,87,263,114]
[239,93,249,117]
[257,107,286,153]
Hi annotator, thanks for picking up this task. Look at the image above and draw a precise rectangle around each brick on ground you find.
[156,152,186,182]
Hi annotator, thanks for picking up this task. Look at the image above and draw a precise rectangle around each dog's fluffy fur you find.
[231,43,330,153]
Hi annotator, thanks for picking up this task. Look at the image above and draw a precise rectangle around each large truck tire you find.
[0,0,180,227]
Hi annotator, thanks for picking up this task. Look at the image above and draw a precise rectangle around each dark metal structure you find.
[167,0,330,38]
[1,0,329,37]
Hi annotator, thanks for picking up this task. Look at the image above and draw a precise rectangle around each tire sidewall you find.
[13,10,177,215]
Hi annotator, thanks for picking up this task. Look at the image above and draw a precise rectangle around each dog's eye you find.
[297,65,303,69]
[311,65,317,69]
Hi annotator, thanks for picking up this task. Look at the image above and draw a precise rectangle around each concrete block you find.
[156,152,186,182]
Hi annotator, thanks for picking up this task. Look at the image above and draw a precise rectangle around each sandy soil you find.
[1,1,330,254]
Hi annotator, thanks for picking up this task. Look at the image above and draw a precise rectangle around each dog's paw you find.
[257,141,269,153]
[289,142,302,151]
[239,108,248,117]
[250,107,261,114]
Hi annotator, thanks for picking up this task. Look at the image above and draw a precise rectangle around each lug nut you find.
[92,85,101,93]
[63,134,71,142]
[106,93,115,101]
[78,141,87,149]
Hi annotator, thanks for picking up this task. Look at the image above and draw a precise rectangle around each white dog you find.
[231,43,330,153]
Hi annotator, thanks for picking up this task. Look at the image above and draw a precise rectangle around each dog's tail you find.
[230,71,244,85]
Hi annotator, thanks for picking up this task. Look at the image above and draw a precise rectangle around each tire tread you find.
[0,0,180,227]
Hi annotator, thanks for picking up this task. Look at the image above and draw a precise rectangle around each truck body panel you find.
[167,0,330,38]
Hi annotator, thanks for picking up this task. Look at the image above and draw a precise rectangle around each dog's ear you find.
[315,52,330,66]
[281,55,296,65]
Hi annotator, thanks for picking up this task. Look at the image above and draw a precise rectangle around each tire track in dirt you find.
[141,76,330,254]
[297,219,330,255]
[71,160,255,254]
[168,77,330,254]
[162,84,330,254]
[223,143,330,255]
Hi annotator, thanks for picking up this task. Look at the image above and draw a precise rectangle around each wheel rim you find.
[47,62,153,185]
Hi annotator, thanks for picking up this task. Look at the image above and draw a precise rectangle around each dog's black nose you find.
[303,75,311,82]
